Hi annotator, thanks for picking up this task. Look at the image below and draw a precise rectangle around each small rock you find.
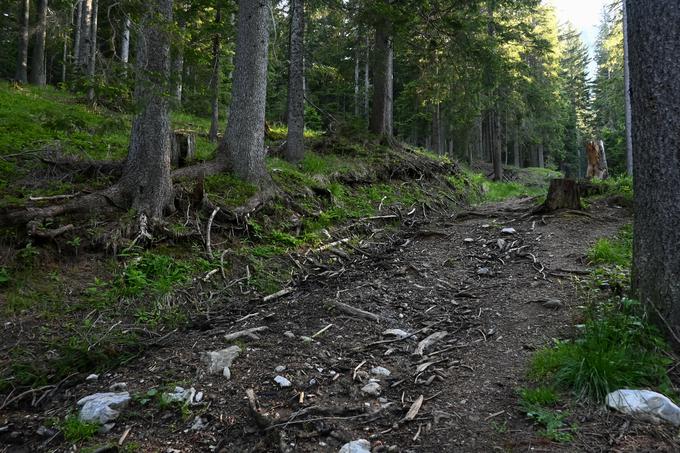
[77,392,131,424]
[300,336,314,343]
[85,374,99,381]
[274,376,292,388]
[501,227,517,235]
[202,346,241,376]
[370,366,391,377]
[339,439,371,453]
[163,386,198,405]
[477,267,491,276]
[309,378,318,386]
[99,422,116,434]
[223,367,231,379]
[36,426,58,437]
[190,416,208,431]
[542,299,563,310]
[109,382,127,392]
[463,238,474,243]
[382,329,411,339]
[482,224,491,228]
[284,331,295,338]
[361,382,381,396]
[275,365,286,373]
[195,391,203,402]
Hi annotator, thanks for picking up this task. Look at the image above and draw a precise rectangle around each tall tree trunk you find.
[285,0,305,163]
[218,0,271,185]
[513,125,520,167]
[86,0,99,101]
[62,33,68,83]
[172,18,186,106]
[73,0,82,64]
[364,34,370,117]
[537,142,544,168]
[30,0,48,86]
[622,0,633,176]
[354,42,360,117]
[117,0,174,219]
[120,16,130,64]
[431,104,440,154]
[628,0,680,341]
[369,16,393,139]
[208,7,222,143]
[491,108,503,180]
[15,0,30,83]
[78,0,92,69]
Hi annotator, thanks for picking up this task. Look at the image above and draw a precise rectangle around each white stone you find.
[501,227,517,235]
[382,329,411,339]
[339,439,371,453]
[85,374,99,381]
[606,389,680,426]
[274,375,292,388]
[202,346,241,375]
[77,392,131,424]
[361,382,381,396]
[275,365,286,373]
[370,366,391,377]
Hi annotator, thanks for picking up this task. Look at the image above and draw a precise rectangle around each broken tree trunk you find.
[171,131,195,168]
[586,140,609,179]
[534,178,582,213]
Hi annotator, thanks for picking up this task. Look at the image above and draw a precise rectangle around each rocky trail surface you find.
[3,196,676,452]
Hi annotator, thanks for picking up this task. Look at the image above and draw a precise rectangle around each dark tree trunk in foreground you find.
[628,0,680,341]
[30,0,48,86]
[218,0,271,185]
[118,0,174,219]
[285,0,305,163]
[369,16,393,139]
[208,7,222,143]
[15,0,30,83]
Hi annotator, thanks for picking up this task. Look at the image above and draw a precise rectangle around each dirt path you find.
[3,197,644,453]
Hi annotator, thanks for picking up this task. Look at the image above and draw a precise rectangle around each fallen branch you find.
[224,326,268,341]
[330,300,381,322]
[263,287,293,302]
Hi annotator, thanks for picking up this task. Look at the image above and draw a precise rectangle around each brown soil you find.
[2,196,678,453]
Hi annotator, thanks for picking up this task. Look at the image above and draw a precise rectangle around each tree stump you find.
[585,140,609,179]
[171,131,196,168]
[536,178,582,213]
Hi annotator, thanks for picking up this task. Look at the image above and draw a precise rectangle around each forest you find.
[0,0,679,452]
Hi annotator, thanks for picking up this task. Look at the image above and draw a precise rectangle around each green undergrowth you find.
[517,387,574,442]
[526,224,673,411]
[585,175,633,202]
[448,167,554,204]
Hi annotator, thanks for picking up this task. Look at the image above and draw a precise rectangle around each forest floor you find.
[3,193,677,452]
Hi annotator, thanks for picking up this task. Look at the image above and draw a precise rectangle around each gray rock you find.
[77,392,131,424]
[195,391,203,403]
[463,238,474,243]
[223,367,231,380]
[274,375,292,388]
[382,329,411,339]
[300,336,314,343]
[284,331,295,338]
[202,346,241,375]
[339,439,371,453]
[85,374,99,381]
[370,366,391,377]
[501,227,517,235]
[109,382,127,392]
[163,386,198,405]
[477,267,491,276]
[190,416,208,431]
[361,382,381,396]
[275,365,286,373]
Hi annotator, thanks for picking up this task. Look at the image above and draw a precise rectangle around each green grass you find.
[586,175,633,202]
[529,225,672,403]
[588,224,632,267]
[60,415,100,443]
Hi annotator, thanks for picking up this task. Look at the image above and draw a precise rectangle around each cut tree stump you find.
[171,131,196,168]
[534,178,582,213]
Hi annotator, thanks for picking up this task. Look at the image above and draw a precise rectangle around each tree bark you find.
[537,142,544,168]
[86,0,99,102]
[622,0,633,176]
[218,0,271,185]
[120,16,130,64]
[538,179,581,212]
[364,34,370,117]
[285,0,305,163]
[354,41,360,117]
[117,0,175,219]
[431,104,441,154]
[78,0,92,69]
[628,0,680,341]
[73,0,82,64]
[30,0,48,86]
[369,15,393,139]
[15,0,30,83]
[208,7,222,143]
[491,109,503,180]
[513,124,520,167]
[172,17,186,106]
